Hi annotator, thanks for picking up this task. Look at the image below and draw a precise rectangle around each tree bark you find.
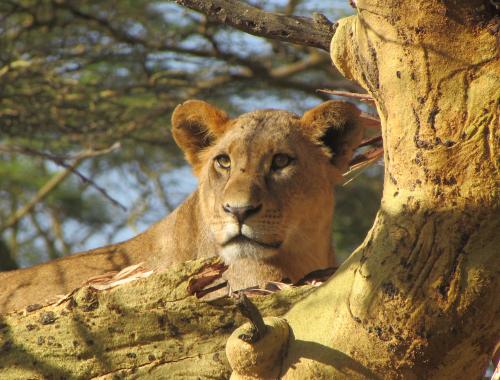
[279,1,500,378]
[175,0,335,51]
[0,258,313,379]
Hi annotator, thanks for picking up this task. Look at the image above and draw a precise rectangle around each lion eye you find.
[215,154,231,170]
[271,154,292,170]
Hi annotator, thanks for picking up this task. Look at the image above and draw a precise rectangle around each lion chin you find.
[216,223,282,263]
[219,241,279,264]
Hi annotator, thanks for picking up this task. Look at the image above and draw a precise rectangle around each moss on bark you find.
[0,258,313,379]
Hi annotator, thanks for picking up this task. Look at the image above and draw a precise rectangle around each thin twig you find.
[358,135,382,148]
[0,143,126,211]
[317,89,375,104]
[1,157,85,232]
[233,293,267,343]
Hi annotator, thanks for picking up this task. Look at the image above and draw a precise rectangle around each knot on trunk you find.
[226,316,290,380]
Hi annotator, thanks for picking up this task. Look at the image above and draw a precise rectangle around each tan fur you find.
[0,100,364,314]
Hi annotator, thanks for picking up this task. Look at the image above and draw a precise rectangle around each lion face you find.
[197,110,337,264]
[172,100,363,273]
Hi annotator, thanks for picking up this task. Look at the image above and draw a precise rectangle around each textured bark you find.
[175,0,335,51]
[280,1,500,378]
[0,258,313,379]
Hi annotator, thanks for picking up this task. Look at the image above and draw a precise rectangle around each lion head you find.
[171,100,364,284]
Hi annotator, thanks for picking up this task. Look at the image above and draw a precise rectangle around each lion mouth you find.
[224,234,282,250]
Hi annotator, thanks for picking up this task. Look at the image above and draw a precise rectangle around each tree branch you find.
[0,257,315,379]
[0,159,84,233]
[0,144,122,233]
[174,0,335,51]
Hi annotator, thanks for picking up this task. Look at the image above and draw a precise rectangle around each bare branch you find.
[175,0,335,51]
[58,1,273,71]
[317,89,375,104]
[269,51,328,78]
[0,159,84,233]
[0,143,126,211]
[0,144,123,233]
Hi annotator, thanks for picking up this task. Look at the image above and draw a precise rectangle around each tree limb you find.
[174,0,335,51]
[0,258,314,379]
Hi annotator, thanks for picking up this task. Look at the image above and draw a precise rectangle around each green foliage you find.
[0,0,382,269]
[0,159,47,190]
[0,157,112,267]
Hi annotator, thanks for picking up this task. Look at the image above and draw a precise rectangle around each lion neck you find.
[148,190,218,271]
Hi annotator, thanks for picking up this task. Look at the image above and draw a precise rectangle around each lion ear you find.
[171,100,230,172]
[301,100,364,172]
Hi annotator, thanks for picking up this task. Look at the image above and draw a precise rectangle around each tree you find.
[0,0,498,379]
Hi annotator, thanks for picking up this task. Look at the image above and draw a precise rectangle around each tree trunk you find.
[279,1,499,378]
[0,258,313,379]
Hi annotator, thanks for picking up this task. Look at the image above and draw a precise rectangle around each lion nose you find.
[223,203,262,224]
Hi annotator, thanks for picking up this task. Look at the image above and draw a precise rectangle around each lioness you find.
[0,100,364,314]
